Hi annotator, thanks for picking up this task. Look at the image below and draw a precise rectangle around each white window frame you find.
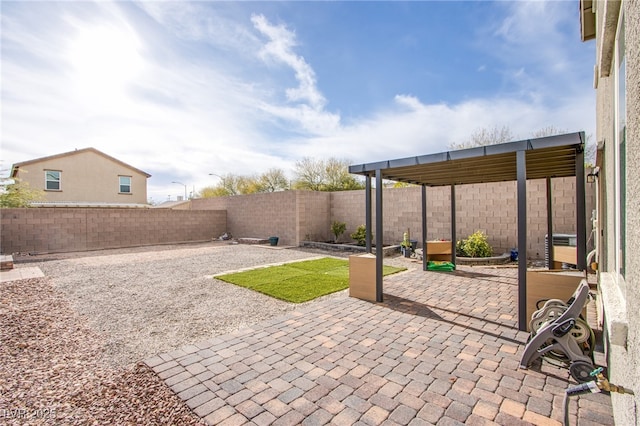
[613,10,626,292]
[45,170,61,191]
[119,176,132,194]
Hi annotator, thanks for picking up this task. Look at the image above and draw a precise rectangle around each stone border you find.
[299,241,400,257]
[456,252,512,266]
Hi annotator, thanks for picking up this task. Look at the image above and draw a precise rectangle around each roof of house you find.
[10,147,151,178]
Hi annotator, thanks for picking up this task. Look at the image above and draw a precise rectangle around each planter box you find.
[526,269,587,331]
[349,254,377,301]
[425,241,452,262]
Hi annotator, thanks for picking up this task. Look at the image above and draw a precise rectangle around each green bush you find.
[331,221,347,243]
[456,230,493,258]
[350,225,369,246]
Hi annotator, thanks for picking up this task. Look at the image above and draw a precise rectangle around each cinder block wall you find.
[297,191,331,244]
[330,177,593,257]
[193,191,299,246]
[2,177,591,257]
[0,208,226,254]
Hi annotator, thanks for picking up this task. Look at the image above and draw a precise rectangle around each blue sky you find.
[1,1,595,203]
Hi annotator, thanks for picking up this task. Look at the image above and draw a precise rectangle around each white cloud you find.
[250,14,340,136]
[1,1,595,204]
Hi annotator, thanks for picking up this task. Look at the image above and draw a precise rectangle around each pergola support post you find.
[375,169,383,302]
[546,177,554,269]
[576,147,587,271]
[365,175,372,254]
[517,150,528,331]
[451,184,456,265]
[422,185,427,271]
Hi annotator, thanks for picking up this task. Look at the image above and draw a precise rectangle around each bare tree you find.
[259,168,290,192]
[532,126,595,166]
[323,158,364,191]
[449,125,514,150]
[532,125,567,138]
[293,157,364,191]
[292,157,325,191]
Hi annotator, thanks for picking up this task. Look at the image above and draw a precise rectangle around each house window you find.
[119,176,132,194]
[45,170,61,190]
[614,12,626,285]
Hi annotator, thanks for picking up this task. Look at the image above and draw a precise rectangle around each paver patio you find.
[147,265,614,425]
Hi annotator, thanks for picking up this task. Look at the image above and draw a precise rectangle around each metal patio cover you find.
[348,131,587,331]
[348,132,585,187]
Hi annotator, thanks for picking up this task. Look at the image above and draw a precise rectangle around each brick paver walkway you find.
[147,266,614,425]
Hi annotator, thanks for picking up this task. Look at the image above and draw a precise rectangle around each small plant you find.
[456,230,493,258]
[331,221,347,243]
[350,225,368,246]
[400,231,413,257]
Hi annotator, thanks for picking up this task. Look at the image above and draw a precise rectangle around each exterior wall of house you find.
[0,208,225,254]
[592,1,640,423]
[15,150,148,204]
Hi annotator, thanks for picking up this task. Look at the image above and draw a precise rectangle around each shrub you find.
[331,221,346,243]
[350,225,369,246]
[456,230,493,258]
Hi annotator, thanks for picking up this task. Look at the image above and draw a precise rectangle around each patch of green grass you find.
[216,257,405,303]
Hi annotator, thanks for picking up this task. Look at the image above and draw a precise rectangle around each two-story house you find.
[10,148,151,206]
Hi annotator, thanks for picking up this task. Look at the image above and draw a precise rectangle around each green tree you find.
[0,178,45,207]
[330,221,346,243]
[198,185,228,198]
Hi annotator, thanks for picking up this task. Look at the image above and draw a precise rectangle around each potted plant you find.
[400,231,413,257]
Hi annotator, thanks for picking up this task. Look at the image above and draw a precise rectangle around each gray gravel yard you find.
[35,243,343,368]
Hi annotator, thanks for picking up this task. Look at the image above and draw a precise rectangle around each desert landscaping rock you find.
[0,276,205,425]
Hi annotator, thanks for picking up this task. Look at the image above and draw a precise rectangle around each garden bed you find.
[456,252,512,266]
[300,241,400,257]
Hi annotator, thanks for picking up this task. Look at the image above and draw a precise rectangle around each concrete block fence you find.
[193,176,593,259]
[0,208,226,254]
[1,177,592,258]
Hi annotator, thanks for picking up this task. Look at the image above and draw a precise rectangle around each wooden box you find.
[426,241,452,262]
[526,269,587,331]
[349,254,377,301]
[552,245,577,268]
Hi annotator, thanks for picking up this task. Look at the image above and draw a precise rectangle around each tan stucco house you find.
[10,148,151,206]
[581,0,639,424]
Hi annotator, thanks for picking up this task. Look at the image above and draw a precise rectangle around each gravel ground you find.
[2,242,414,424]
[33,243,350,367]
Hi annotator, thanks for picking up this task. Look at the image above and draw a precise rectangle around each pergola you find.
[348,132,587,331]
